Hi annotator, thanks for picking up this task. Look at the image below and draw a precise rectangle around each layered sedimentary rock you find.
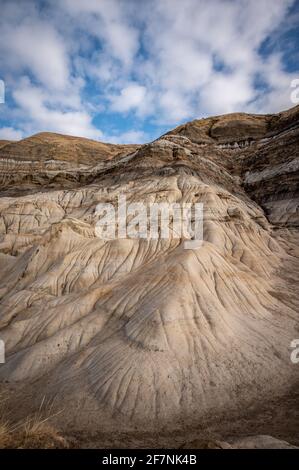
[0,140,12,149]
[0,132,139,196]
[0,106,298,434]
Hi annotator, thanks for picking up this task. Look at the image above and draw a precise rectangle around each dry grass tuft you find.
[0,393,69,449]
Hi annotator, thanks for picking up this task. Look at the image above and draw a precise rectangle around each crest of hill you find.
[0,140,12,149]
[166,105,299,144]
[0,132,140,165]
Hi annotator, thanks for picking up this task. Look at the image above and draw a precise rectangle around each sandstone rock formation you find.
[0,106,298,444]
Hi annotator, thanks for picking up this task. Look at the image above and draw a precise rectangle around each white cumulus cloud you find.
[0,127,23,140]
[0,0,298,142]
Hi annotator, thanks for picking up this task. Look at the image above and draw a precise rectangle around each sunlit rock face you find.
[0,106,298,432]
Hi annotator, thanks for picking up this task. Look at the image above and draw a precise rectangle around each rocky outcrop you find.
[167,106,299,226]
[0,140,12,149]
[0,106,298,440]
[0,132,139,196]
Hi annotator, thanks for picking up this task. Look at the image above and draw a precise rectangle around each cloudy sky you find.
[0,0,298,143]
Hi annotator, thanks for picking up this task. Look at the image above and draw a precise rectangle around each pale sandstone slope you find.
[0,106,298,435]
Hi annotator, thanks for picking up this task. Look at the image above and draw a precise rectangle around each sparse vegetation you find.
[0,394,69,449]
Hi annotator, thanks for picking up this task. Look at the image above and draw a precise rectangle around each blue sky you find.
[0,0,298,143]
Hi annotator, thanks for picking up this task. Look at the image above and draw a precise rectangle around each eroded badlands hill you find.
[0,106,298,441]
